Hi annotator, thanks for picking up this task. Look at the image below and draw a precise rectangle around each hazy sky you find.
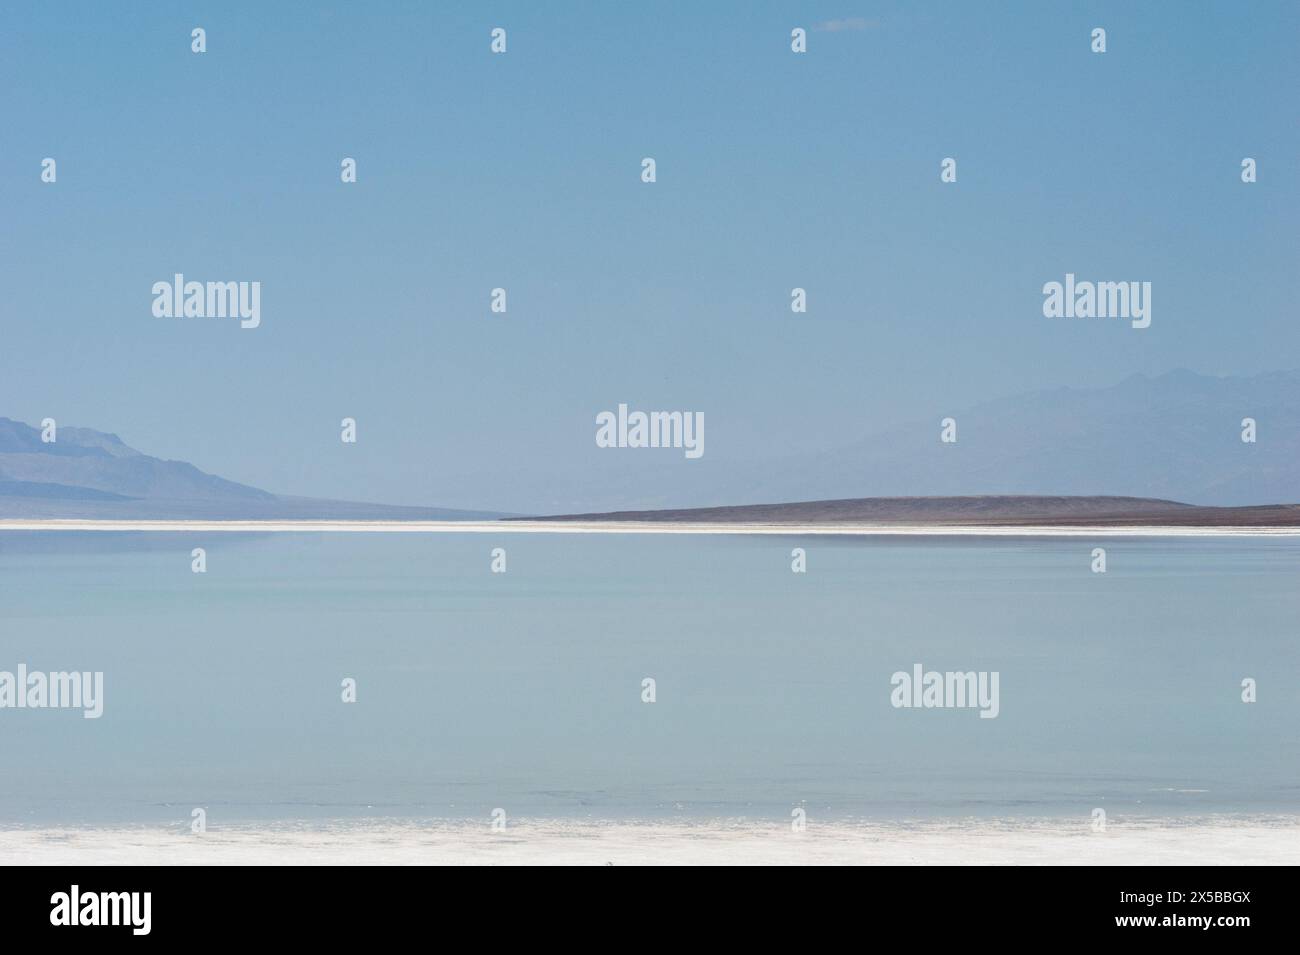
[2,2,1296,509]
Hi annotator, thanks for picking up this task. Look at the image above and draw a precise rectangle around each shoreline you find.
[1,519,1299,537]
[4,815,1296,865]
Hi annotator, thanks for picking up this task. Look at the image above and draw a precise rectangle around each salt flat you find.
[2,519,1299,536]
[3,816,1296,865]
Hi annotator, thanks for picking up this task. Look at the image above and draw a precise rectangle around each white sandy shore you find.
[1,519,1298,537]
[3,816,1296,865]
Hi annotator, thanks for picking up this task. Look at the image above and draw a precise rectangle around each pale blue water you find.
[1,532,1297,826]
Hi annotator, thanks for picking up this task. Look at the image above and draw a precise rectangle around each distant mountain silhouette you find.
[500,368,1299,513]
[767,369,1300,507]
[4,369,1295,518]
[0,418,499,520]
[0,418,275,502]
[535,495,1300,527]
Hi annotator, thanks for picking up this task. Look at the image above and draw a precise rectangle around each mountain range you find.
[747,368,1300,507]
[2,369,1296,518]
[479,368,1299,513]
[534,495,1300,527]
[0,418,497,520]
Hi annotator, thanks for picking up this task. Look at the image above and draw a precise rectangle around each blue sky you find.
[2,2,1296,510]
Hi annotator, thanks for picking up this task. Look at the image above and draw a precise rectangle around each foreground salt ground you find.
[4,816,1297,865]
